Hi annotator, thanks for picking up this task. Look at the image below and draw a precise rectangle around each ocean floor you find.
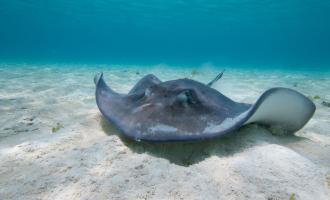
[0,64,330,200]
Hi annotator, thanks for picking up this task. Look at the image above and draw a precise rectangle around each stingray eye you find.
[177,90,197,105]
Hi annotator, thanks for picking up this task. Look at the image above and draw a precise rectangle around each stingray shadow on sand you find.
[100,116,307,166]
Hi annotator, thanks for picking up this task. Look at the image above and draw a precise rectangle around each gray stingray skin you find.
[95,73,315,142]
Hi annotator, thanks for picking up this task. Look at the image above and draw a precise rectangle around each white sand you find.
[0,64,329,199]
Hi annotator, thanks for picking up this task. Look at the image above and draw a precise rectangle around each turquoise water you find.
[1,2,330,198]
[0,0,330,68]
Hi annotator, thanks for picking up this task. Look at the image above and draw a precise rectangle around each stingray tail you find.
[207,69,225,87]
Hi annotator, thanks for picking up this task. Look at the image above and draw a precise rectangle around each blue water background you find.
[0,0,329,69]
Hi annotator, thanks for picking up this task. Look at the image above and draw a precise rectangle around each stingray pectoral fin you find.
[94,72,103,85]
[244,88,316,134]
[95,73,120,96]
[95,73,132,137]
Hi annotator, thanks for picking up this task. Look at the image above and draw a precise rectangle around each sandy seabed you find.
[0,64,329,200]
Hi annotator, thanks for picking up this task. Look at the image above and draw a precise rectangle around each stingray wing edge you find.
[244,87,316,134]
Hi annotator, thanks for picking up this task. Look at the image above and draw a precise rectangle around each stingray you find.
[95,72,315,142]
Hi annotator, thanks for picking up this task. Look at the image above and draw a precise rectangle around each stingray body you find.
[95,73,315,142]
